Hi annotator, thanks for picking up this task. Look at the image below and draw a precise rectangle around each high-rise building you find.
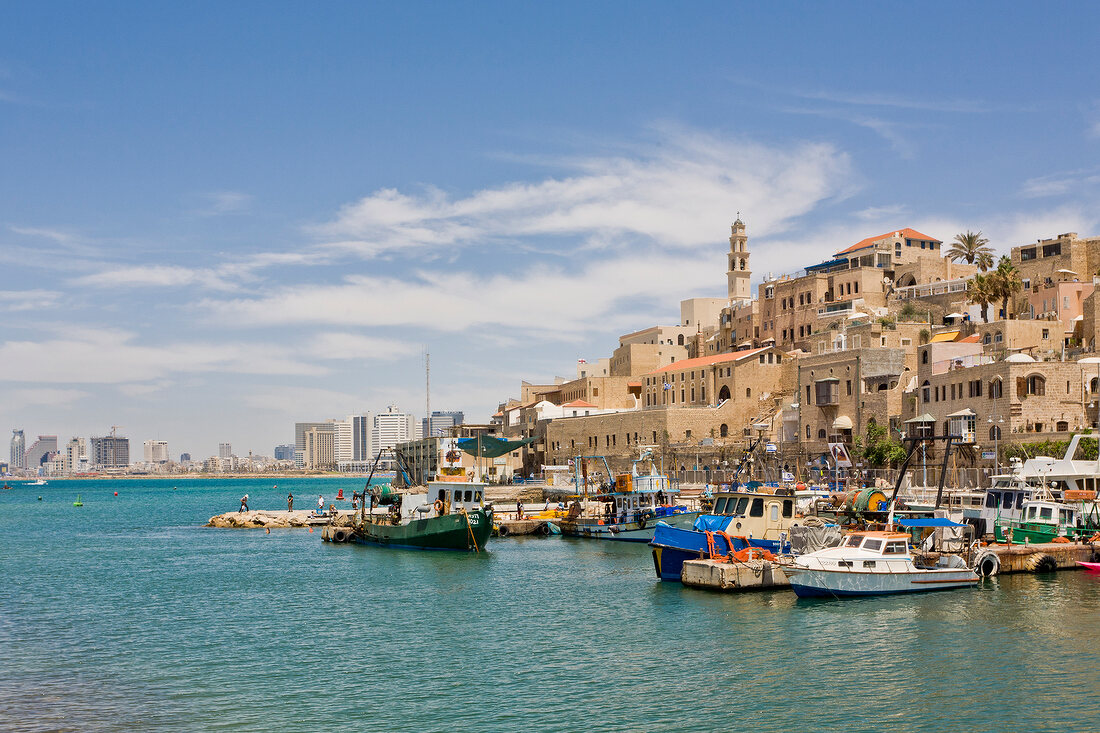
[144,440,169,464]
[303,426,335,470]
[273,444,294,461]
[373,405,419,453]
[422,411,464,438]
[294,422,334,468]
[10,430,25,469]
[65,437,87,473]
[334,414,373,463]
[24,435,58,469]
[218,442,232,459]
[91,435,130,468]
[180,452,192,463]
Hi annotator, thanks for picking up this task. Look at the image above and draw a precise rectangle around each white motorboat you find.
[780,530,978,598]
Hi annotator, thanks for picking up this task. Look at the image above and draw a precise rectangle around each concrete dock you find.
[972,541,1100,576]
[680,558,791,592]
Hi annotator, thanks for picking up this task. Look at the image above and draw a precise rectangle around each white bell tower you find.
[726,214,751,301]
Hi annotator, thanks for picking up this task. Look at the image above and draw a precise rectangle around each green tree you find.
[853,421,907,468]
[992,256,1023,320]
[948,230,995,271]
[967,272,995,322]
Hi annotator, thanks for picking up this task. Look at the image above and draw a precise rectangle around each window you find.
[746,388,751,399]
[1057,421,1069,432]
[713,497,728,514]
[990,379,1003,399]
[846,380,852,396]
[464,490,472,502]
[863,539,883,552]
[1043,243,1062,257]
[990,425,1002,440]
[817,429,826,440]
[922,351,929,365]
[1025,375,1046,396]
[884,541,907,554]
[1021,247,1036,261]
[749,498,764,517]
[770,503,779,521]
[1042,329,1050,339]
[720,424,728,437]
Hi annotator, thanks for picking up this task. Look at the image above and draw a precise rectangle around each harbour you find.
[4,477,1100,732]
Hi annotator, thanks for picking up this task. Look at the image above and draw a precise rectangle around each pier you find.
[680,558,791,592]
[206,510,337,528]
[971,541,1100,576]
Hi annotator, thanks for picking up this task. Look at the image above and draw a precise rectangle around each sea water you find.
[2,478,1100,732]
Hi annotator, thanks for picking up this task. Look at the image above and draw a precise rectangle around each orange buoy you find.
[308,527,313,533]
[114,491,118,496]
[336,489,345,500]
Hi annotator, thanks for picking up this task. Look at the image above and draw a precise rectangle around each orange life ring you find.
[434,500,444,513]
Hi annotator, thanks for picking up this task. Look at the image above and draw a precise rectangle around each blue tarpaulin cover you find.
[895,517,968,528]
[693,515,732,532]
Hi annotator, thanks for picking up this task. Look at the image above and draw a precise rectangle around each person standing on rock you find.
[287,492,294,511]
[239,494,249,513]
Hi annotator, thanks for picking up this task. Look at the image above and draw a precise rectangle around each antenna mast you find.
[425,349,431,439]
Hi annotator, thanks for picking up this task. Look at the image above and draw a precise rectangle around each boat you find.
[339,448,492,552]
[993,496,1100,544]
[32,478,47,486]
[557,453,700,542]
[780,528,978,598]
[650,485,806,581]
[1078,561,1100,572]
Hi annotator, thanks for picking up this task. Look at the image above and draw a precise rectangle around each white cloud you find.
[242,386,368,417]
[8,225,77,244]
[0,289,62,311]
[71,265,237,291]
[311,127,852,258]
[308,333,421,360]
[196,190,253,216]
[6,387,90,409]
[0,329,328,384]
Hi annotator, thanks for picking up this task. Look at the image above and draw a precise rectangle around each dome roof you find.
[1004,353,1035,363]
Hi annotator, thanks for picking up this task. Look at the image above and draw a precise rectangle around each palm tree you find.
[967,273,995,322]
[992,255,1023,320]
[948,230,995,271]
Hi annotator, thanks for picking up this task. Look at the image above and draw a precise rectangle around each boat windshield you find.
[845,534,865,548]
[884,540,908,554]
[862,538,883,552]
[1039,506,1053,521]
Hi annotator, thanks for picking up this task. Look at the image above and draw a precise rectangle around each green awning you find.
[457,436,536,458]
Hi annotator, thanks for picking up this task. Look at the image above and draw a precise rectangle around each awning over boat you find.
[832,415,854,430]
[456,436,536,458]
[895,517,968,528]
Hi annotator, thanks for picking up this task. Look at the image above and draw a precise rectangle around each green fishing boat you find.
[994,499,1100,544]
[350,479,493,551]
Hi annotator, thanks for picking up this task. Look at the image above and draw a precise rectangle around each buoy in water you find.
[114,491,118,496]
[308,527,313,533]
[73,495,84,507]
[37,496,42,501]
[336,489,344,500]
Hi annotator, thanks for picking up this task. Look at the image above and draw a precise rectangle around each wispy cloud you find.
[195,190,253,216]
[310,126,853,259]
[1020,168,1100,198]
[308,333,421,360]
[0,289,62,311]
[855,204,908,221]
[0,328,328,383]
[731,78,989,114]
[70,265,238,291]
[6,388,90,409]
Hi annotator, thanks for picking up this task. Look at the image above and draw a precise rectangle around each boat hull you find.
[559,510,701,542]
[351,509,493,551]
[782,566,978,598]
[649,521,782,581]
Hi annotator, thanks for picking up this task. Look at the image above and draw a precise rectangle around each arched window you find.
[989,378,1003,399]
[1025,374,1046,396]
[739,259,746,270]
[677,334,684,346]
[718,385,731,401]
[989,425,1002,441]
[719,424,729,437]
[994,331,1003,344]
[921,380,931,403]
[817,429,826,440]
[983,333,991,345]
[1091,377,1099,393]
[746,387,752,398]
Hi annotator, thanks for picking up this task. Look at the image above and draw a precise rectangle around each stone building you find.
[909,344,1093,456]
[797,347,911,460]
[1011,232,1100,288]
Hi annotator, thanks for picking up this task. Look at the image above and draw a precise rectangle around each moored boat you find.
[779,529,978,598]
[349,478,493,551]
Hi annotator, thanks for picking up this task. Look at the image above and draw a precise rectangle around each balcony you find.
[894,277,969,300]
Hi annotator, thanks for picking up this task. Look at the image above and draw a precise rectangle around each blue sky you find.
[3,2,1100,459]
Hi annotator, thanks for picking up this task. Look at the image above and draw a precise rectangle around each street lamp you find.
[987,415,1005,475]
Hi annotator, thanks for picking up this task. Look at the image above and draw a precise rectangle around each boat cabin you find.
[1021,501,1078,532]
[386,480,487,521]
[709,489,797,542]
[841,532,911,556]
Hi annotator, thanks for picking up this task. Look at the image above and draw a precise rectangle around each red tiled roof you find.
[645,347,770,376]
[561,399,597,408]
[835,228,941,256]
[627,381,642,388]
[958,334,982,343]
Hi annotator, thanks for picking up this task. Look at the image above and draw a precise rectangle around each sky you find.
[3,2,1100,459]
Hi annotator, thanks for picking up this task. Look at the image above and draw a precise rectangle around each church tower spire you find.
[726,214,751,301]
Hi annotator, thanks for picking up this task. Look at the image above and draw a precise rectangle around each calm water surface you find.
[2,478,1099,732]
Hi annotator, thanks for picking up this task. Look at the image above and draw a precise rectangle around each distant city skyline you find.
[2,4,1100,456]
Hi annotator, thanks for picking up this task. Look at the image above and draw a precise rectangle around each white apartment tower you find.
[10,430,25,469]
[727,216,751,302]
[334,414,373,464]
[66,437,88,473]
[218,442,232,459]
[144,439,169,464]
[372,405,419,453]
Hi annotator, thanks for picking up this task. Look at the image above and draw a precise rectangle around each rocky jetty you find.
[206,510,320,529]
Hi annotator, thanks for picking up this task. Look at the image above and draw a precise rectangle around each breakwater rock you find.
[207,510,320,529]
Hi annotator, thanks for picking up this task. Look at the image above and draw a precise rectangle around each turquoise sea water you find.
[3,478,1100,733]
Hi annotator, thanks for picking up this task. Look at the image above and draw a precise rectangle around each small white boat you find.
[32,479,47,486]
[780,530,977,598]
